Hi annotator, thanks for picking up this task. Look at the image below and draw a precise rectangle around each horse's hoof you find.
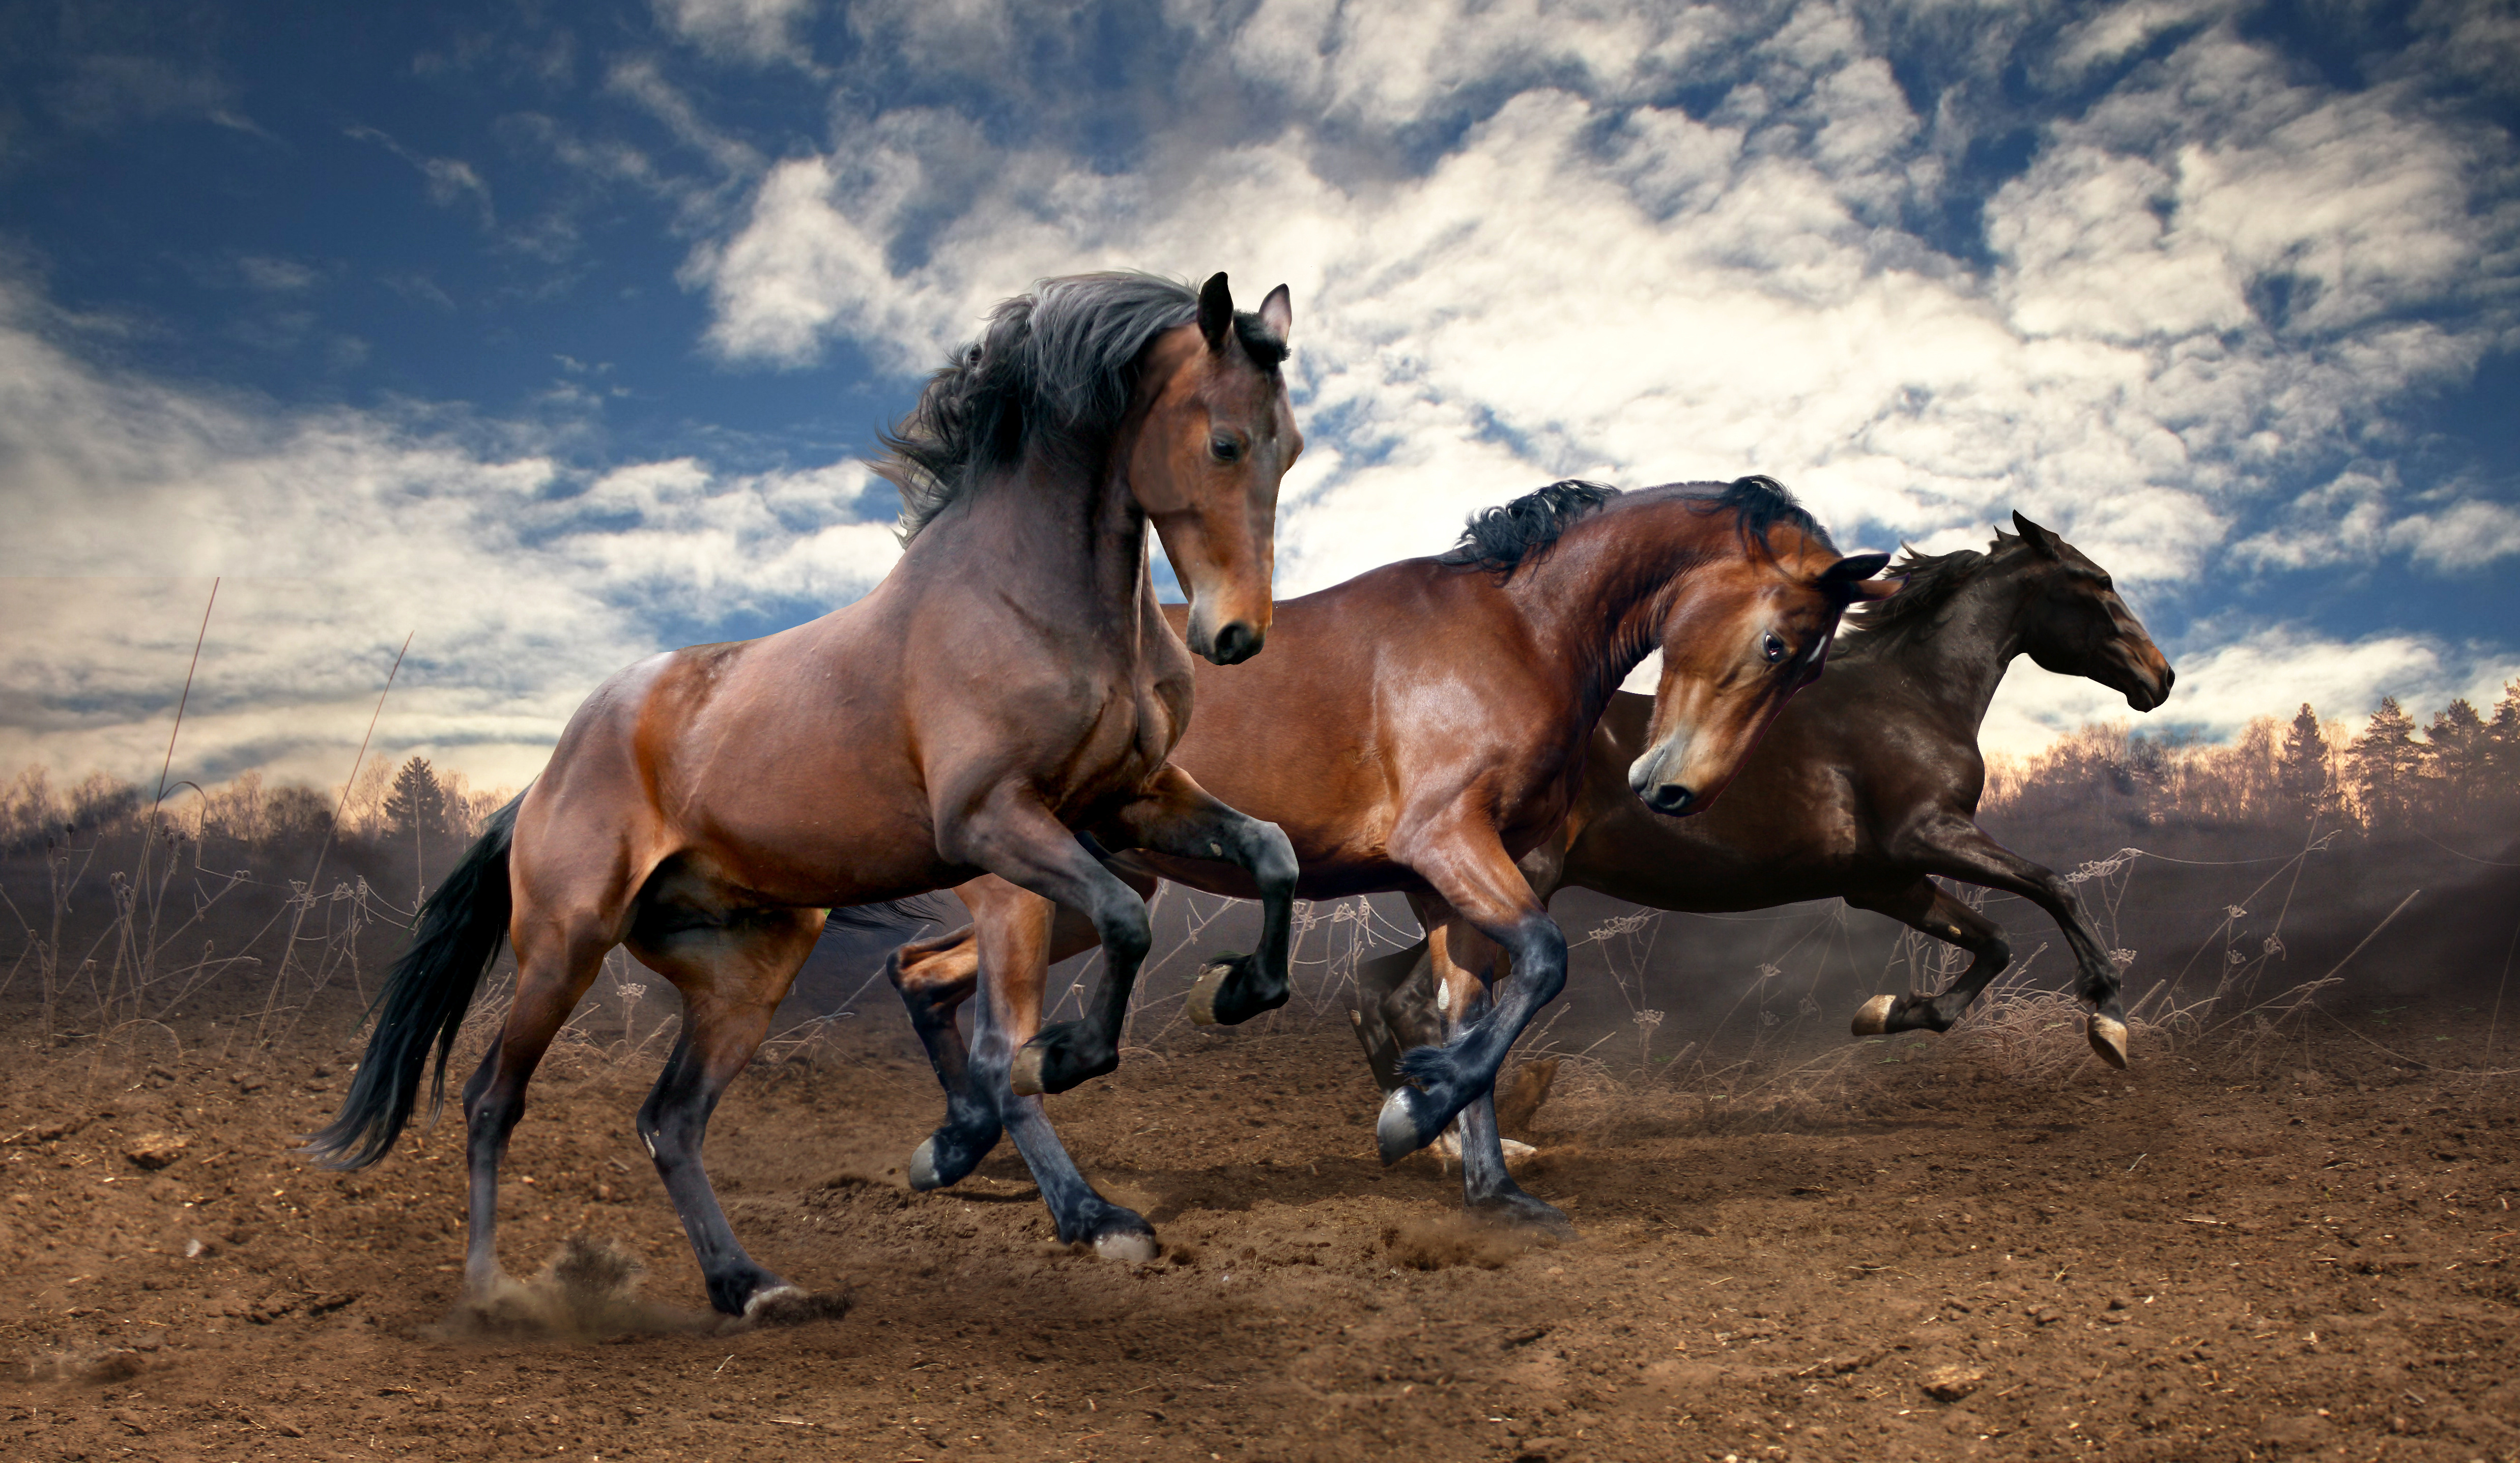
[1092,1229,1159,1264]
[1009,1043,1049,1097]
[1469,1189,1575,1237]
[739,1284,851,1329]
[909,1137,946,1191]
[1186,958,1235,1025]
[2088,1014,2130,1070]
[1377,1086,1439,1165]
[1852,993,1898,1037]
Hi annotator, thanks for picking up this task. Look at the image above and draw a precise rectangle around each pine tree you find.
[2490,679,2520,782]
[2349,697,2421,829]
[382,756,448,840]
[2424,699,2489,814]
[2276,703,2332,818]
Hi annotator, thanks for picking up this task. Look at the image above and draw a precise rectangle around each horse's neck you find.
[937,455,1153,659]
[1503,530,1682,725]
[1863,562,2032,733]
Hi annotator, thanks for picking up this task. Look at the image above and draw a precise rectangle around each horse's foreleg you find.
[1846,878,2013,1036]
[941,797,1153,1098]
[632,909,822,1317]
[1906,820,2129,1068]
[1105,765,1299,1028]
[1373,821,1568,1170]
[460,919,611,1307]
[957,878,1156,1259]
[1414,909,1566,1231]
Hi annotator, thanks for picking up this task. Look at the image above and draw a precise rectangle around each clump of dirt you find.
[1383,1212,1560,1271]
[430,1234,714,1341]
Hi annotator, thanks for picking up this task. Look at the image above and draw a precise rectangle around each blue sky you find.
[3,0,2516,791]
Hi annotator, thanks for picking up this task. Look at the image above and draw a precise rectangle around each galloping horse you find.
[1353,513,2177,1120]
[309,273,1305,1317]
[887,478,1892,1246]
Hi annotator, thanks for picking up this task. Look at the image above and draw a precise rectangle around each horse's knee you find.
[1097,902,1152,968]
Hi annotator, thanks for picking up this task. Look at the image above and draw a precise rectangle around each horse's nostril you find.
[1209,621,1262,665]
[2161,665,2176,693]
[1649,784,1697,817]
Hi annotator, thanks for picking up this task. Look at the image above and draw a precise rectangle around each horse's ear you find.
[1256,283,1293,343]
[1819,552,1897,603]
[2012,510,2064,559]
[1198,272,1235,351]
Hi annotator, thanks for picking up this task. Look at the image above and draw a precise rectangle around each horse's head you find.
[1127,273,1301,666]
[2007,511,2174,711]
[1629,501,1893,817]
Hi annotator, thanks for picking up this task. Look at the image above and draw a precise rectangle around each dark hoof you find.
[1851,993,1898,1036]
[909,1120,998,1191]
[1185,952,1287,1026]
[733,1285,851,1329]
[2088,1014,2130,1070]
[1469,1188,1576,1237]
[1009,1021,1117,1097]
[1377,1084,1443,1165]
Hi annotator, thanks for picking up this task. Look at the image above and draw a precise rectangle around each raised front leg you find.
[938,793,1159,1099]
[1373,816,1568,1166]
[1845,878,2012,1036]
[1900,817,2131,1068]
[1103,765,1300,1028]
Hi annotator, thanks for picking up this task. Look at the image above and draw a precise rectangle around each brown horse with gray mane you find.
[308,272,1304,1318]
[1353,513,2176,1145]
[886,478,1893,1248]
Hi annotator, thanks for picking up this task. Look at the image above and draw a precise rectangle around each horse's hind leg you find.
[1846,879,2012,1037]
[887,931,999,1190]
[1903,820,2129,1067]
[460,916,614,1307]
[631,907,824,1317]
[961,877,1155,1258]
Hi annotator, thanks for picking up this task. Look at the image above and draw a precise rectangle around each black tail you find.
[303,797,519,1169]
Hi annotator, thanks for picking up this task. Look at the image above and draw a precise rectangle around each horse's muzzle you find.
[1635,779,1698,817]
[1202,620,1264,666]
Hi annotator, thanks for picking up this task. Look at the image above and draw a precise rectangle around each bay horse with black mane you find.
[308,272,1304,1318]
[886,477,1892,1247]
[1353,512,2177,1127]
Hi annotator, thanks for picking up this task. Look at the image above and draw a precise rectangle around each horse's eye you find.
[1210,435,1243,463]
[1762,633,1787,665]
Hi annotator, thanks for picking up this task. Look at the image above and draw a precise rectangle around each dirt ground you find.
[4,992,2517,1463]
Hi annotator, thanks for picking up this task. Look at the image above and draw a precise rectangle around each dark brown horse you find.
[887,478,1892,1248]
[1353,513,2176,1140]
[308,272,1305,1317]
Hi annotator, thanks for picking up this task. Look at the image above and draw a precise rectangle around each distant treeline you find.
[8,682,2517,860]
[0,755,512,856]
[1986,682,2520,842]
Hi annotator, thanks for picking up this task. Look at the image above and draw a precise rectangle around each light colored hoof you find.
[1501,1137,1538,1168]
[1377,1087,1433,1165]
[1852,993,1898,1037]
[1429,1125,1463,1161]
[2088,1014,2130,1070]
[1185,961,1232,1025]
[908,1138,942,1191]
[1008,1043,1048,1098]
[1093,1231,1158,1264]
[742,1284,808,1319]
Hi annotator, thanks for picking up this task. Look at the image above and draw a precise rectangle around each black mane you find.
[876,272,1284,542]
[1435,473,1834,578]
[1838,529,2029,651]
[1437,479,1621,574]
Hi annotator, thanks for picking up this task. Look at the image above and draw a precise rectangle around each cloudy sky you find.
[3,0,2516,793]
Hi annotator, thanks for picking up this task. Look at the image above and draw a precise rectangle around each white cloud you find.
[679,4,2513,603]
[653,0,819,65]
[0,278,899,791]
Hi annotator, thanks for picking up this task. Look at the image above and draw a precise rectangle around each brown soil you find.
[4,1005,2517,1463]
